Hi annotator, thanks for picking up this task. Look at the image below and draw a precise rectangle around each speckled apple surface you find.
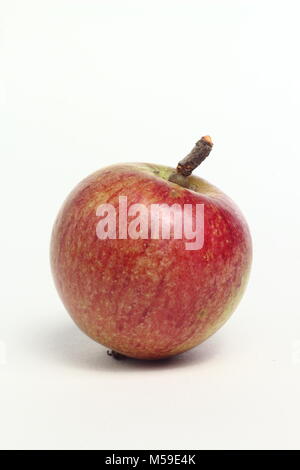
[50,163,252,359]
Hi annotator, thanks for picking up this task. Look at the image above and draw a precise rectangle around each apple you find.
[50,137,252,360]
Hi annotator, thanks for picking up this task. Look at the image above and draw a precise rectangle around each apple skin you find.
[50,163,252,359]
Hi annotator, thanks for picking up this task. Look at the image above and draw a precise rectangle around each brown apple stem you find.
[107,350,127,360]
[168,135,213,186]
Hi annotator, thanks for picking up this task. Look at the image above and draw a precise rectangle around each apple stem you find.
[168,135,213,186]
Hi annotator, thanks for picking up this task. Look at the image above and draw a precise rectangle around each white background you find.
[0,0,300,450]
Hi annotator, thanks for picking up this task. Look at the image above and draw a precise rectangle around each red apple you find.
[50,137,252,359]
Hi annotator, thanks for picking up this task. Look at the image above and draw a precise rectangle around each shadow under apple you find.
[35,313,222,372]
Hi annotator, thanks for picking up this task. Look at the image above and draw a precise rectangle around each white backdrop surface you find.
[0,0,299,450]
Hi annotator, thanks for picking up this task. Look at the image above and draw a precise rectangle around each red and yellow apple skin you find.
[50,163,252,359]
